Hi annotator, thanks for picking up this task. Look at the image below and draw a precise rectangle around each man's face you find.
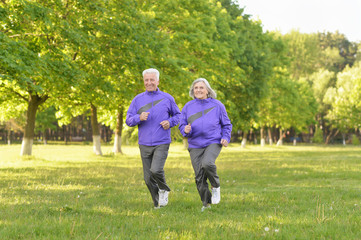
[144,73,159,92]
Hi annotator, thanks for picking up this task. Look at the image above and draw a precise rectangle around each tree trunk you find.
[260,127,265,147]
[86,116,92,141]
[43,128,48,145]
[276,129,283,146]
[325,129,339,145]
[241,131,247,148]
[268,128,273,145]
[293,132,297,146]
[309,126,314,143]
[253,130,257,145]
[21,95,48,156]
[63,125,68,144]
[342,133,346,146]
[91,104,102,155]
[113,106,123,154]
[7,127,11,145]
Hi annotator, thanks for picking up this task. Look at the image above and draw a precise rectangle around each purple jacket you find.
[126,89,181,146]
[179,98,232,148]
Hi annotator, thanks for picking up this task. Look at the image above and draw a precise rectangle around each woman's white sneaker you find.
[211,187,221,204]
[201,204,211,212]
[159,190,169,207]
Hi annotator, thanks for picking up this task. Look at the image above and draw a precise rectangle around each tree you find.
[215,0,275,134]
[318,31,358,72]
[282,30,359,144]
[326,62,361,138]
[256,67,317,146]
[301,69,336,143]
[1,0,143,155]
[0,0,86,155]
[283,31,322,79]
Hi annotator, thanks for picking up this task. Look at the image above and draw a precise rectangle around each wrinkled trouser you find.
[188,143,222,207]
[139,144,171,207]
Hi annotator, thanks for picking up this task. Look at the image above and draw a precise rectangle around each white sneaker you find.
[201,205,211,212]
[159,190,169,207]
[211,187,221,204]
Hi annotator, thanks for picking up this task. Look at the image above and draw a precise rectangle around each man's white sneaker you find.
[159,190,169,207]
[211,187,221,204]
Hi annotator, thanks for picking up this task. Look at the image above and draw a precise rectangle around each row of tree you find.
[0,0,360,156]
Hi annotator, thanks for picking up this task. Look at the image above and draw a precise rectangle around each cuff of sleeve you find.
[135,114,141,124]
[222,136,230,143]
[167,119,174,128]
[185,129,192,137]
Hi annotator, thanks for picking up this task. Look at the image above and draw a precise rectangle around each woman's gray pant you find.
[188,143,222,207]
[139,144,171,207]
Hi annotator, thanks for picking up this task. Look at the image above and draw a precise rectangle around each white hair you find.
[142,68,159,81]
[189,78,217,99]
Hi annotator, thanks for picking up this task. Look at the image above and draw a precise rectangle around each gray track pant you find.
[139,144,171,207]
[188,143,222,207]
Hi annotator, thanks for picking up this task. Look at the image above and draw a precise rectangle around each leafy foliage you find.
[326,62,361,130]
[1,0,360,150]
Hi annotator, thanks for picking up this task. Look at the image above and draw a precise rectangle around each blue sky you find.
[237,0,361,42]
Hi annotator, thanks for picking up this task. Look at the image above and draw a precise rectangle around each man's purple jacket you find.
[126,89,181,146]
[179,98,232,148]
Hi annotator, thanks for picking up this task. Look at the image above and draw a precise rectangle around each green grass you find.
[1,143,361,239]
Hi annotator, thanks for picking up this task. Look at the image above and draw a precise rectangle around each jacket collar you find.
[145,88,160,95]
[195,97,211,103]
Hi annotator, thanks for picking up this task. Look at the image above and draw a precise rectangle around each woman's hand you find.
[184,123,191,134]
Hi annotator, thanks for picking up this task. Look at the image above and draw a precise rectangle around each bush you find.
[352,134,360,145]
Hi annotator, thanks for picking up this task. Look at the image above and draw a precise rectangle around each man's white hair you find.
[189,78,217,99]
[142,68,159,81]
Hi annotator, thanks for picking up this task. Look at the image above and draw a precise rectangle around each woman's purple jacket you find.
[179,98,232,149]
[126,89,181,146]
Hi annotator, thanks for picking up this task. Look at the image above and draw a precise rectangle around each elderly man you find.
[126,68,181,208]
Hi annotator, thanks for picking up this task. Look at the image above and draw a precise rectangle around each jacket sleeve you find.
[219,103,232,143]
[178,105,192,137]
[167,97,181,128]
[125,99,141,127]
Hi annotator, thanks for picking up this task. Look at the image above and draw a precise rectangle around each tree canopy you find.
[0,0,360,154]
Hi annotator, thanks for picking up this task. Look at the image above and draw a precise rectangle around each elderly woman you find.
[179,78,232,211]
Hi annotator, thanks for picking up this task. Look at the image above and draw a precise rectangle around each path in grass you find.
[0,144,361,239]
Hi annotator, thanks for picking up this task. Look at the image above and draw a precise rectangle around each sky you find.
[237,0,361,42]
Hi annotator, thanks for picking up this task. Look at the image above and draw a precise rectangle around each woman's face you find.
[193,81,208,100]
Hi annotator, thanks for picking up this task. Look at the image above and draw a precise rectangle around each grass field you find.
[1,143,361,239]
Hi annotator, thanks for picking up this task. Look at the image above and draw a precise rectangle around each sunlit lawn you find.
[1,143,361,239]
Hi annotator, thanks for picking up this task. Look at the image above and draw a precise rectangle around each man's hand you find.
[184,123,191,134]
[140,112,150,121]
[221,139,228,147]
[160,120,170,130]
